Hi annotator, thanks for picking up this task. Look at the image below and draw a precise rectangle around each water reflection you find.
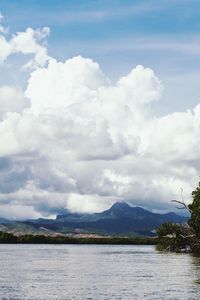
[0,244,200,300]
[191,254,200,285]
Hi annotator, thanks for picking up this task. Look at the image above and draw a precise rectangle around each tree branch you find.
[171,200,192,213]
[179,234,195,239]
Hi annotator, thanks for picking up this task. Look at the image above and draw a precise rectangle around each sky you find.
[0,0,200,219]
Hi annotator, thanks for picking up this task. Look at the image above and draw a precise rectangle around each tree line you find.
[0,232,158,245]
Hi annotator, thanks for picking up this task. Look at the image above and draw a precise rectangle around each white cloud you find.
[25,56,109,113]
[0,13,7,33]
[0,85,30,118]
[0,25,50,69]
[67,193,114,213]
[0,35,12,62]
[0,28,199,218]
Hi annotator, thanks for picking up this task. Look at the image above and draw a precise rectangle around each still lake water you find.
[0,244,200,300]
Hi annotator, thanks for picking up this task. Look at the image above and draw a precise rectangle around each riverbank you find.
[0,231,158,245]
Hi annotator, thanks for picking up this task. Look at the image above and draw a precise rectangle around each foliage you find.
[156,222,182,238]
[157,221,192,253]
[156,222,192,252]
[157,181,200,252]
[0,232,158,245]
[188,181,200,237]
[0,231,18,243]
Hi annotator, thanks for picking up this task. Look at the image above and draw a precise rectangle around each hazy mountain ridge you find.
[0,202,188,236]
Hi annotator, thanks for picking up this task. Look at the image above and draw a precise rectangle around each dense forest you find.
[157,181,200,253]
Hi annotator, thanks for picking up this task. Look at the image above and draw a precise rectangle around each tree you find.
[156,222,191,252]
[172,182,200,237]
[188,181,200,237]
[157,182,200,252]
[156,222,182,238]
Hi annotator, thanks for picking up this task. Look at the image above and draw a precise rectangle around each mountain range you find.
[0,202,188,236]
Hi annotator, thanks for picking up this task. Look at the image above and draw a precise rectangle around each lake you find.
[0,244,200,299]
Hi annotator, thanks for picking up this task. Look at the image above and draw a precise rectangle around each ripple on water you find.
[0,244,200,300]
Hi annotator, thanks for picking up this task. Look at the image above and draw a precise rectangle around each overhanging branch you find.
[171,199,192,213]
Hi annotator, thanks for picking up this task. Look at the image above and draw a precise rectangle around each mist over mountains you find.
[0,202,188,237]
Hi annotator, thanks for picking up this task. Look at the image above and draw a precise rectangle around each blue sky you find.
[1,0,200,114]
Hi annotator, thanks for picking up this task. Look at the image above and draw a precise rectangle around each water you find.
[0,245,200,300]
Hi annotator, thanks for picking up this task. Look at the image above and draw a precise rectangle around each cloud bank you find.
[0,21,199,219]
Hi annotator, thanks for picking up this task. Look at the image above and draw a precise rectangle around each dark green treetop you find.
[188,181,200,237]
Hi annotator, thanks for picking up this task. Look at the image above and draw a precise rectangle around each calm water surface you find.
[0,244,200,299]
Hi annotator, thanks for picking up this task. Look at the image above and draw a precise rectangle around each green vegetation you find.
[156,222,191,252]
[188,181,200,238]
[0,231,158,245]
[0,231,18,243]
[157,181,200,253]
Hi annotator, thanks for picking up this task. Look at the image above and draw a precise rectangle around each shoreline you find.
[0,232,158,245]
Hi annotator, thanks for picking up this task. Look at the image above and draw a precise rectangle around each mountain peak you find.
[13,201,188,237]
[110,201,131,210]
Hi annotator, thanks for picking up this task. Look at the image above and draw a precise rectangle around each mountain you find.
[21,202,188,237]
[0,217,11,224]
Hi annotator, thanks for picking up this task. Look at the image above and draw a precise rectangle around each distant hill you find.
[0,217,11,224]
[10,201,188,237]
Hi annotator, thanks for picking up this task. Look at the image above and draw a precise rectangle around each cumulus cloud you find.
[0,21,50,69]
[0,86,30,118]
[0,23,199,219]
